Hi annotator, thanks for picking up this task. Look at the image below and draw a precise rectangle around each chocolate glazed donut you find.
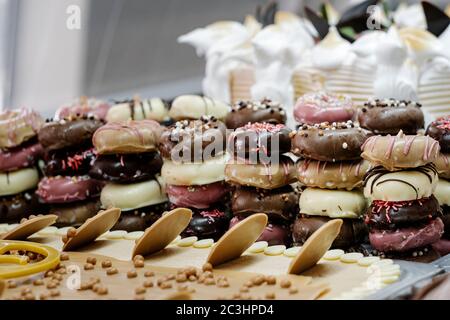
[90,152,163,183]
[357,99,424,135]
[50,199,101,227]
[112,202,169,232]
[291,121,372,161]
[182,207,232,241]
[365,195,441,229]
[0,190,47,223]
[426,116,450,152]
[38,117,104,151]
[43,147,96,176]
[292,215,367,248]
[231,186,298,222]
[228,123,292,159]
[159,116,227,162]
[225,99,286,129]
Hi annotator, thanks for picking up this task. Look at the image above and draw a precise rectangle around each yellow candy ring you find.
[0,240,60,279]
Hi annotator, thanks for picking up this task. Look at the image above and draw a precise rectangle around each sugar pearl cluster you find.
[363,98,422,109]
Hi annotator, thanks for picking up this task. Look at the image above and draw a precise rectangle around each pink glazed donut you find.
[0,140,43,171]
[293,92,354,124]
[37,176,104,203]
[166,181,229,209]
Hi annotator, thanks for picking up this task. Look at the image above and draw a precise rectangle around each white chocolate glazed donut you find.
[434,179,450,206]
[299,187,367,219]
[161,155,227,186]
[361,131,440,170]
[434,153,450,180]
[297,159,373,190]
[92,120,162,154]
[0,108,43,148]
[0,167,40,196]
[169,95,229,121]
[225,157,296,189]
[363,165,438,201]
[100,176,168,211]
[106,98,169,123]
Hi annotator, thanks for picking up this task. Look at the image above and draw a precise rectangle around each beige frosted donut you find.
[299,187,366,219]
[106,98,169,123]
[169,95,229,121]
[0,167,40,196]
[93,120,162,154]
[434,153,450,180]
[100,176,167,210]
[434,179,450,206]
[363,164,438,201]
[361,131,440,170]
[297,159,373,190]
[225,156,296,189]
[161,155,227,186]
[0,108,43,148]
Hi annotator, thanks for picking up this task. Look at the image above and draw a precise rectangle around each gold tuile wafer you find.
[206,213,268,267]
[0,279,5,298]
[288,219,343,275]
[132,208,192,259]
[62,208,121,251]
[0,215,57,240]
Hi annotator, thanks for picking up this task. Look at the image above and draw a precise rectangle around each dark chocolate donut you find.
[0,138,43,172]
[228,123,291,160]
[0,190,47,223]
[291,121,371,161]
[357,99,424,135]
[182,207,232,241]
[231,186,298,222]
[111,202,168,232]
[426,116,450,152]
[43,147,96,176]
[90,152,162,183]
[225,99,286,129]
[365,195,441,229]
[38,117,103,151]
[292,215,367,248]
[229,216,291,246]
[159,116,226,162]
[50,199,101,227]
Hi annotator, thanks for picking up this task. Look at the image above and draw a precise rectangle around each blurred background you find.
[0,0,448,115]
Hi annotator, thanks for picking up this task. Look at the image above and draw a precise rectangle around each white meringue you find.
[311,27,352,70]
[393,3,426,29]
[250,14,314,124]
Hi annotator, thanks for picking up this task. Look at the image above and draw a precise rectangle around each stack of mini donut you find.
[361,131,443,260]
[0,108,46,223]
[426,115,450,256]
[160,116,231,240]
[92,120,167,231]
[291,92,372,249]
[226,113,297,246]
[37,115,104,227]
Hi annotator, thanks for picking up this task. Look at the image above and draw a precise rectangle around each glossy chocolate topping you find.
[365,195,441,229]
[292,215,367,248]
[38,117,103,151]
[90,152,162,183]
[231,186,298,221]
[225,99,286,129]
[159,116,226,161]
[291,121,371,161]
[426,115,450,152]
[357,99,424,135]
